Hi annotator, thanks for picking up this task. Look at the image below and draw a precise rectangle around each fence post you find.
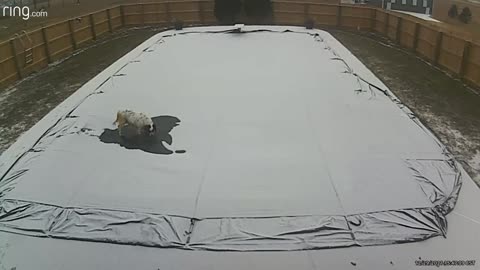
[166,2,172,24]
[336,5,342,27]
[271,2,276,23]
[120,5,126,27]
[89,14,97,40]
[68,19,78,50]
[9,39,23,79]
[199,1,204,24]
[384,13,389,35]
[433,31,443,64]
[371,9,377,31]
[141,4,145,25]
[41,27,52,63]
[304,3,309,20]
[107,9,113,32]
[396,17,402,44]
[459,41,471,78]
[412,22,420,51]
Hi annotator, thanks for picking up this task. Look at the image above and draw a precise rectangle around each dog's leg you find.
[116,113,127,137]
[113,112,120,125]
[118,122,127,137]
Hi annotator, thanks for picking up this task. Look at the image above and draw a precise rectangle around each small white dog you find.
[113,110,156,137]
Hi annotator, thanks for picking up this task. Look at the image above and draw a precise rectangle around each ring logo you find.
[2,6,48,20]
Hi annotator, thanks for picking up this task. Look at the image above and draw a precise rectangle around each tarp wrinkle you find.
[0,199,459,251]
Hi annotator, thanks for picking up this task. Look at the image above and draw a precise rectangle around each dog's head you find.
[143,124,156,136]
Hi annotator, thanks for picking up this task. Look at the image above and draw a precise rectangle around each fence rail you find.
[0,0,479,89]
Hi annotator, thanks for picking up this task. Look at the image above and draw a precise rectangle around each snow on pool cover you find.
[0,26,464,251]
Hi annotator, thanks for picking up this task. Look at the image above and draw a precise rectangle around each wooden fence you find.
[0,0,479,89]
[0,6,122,87]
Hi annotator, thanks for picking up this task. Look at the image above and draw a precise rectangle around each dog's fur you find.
[114,110,156,137]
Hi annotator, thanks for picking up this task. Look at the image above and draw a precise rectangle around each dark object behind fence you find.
[448,5,458,18]
[214,0,242,24]
[243,0,272,18]
[459,7,472,24]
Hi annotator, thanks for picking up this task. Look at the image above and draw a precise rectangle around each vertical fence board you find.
[308,4,337,26]
[387,15,398,40]
[72,14,94,46]
[199,1,205,24]
[170,1,201,24]
[399,19,415,49]
[396,17,402,44]
[374,10,386,33]
[273,2,305,26]
[0,52,18,86]
[416,25,437,61]
[438,34,464,74]
[120,5,126,26]
[9,39,22,79]
[123,5,143,25]
[340,6,374,30]
[89,14,97,40]
[68,20,78,50]
[337,5,342,26]
[41,27,52,63]
[107,9,113,32]
[433,31,443,65]
[413,22,420,51]
[459,41,471,78]
[45,21,73,62]
[463,43,480,85]
[202,1,215,23]
[29,29,48,70]
[110,7,121,30]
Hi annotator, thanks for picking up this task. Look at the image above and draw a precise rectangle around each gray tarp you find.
[0,26,468,256]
